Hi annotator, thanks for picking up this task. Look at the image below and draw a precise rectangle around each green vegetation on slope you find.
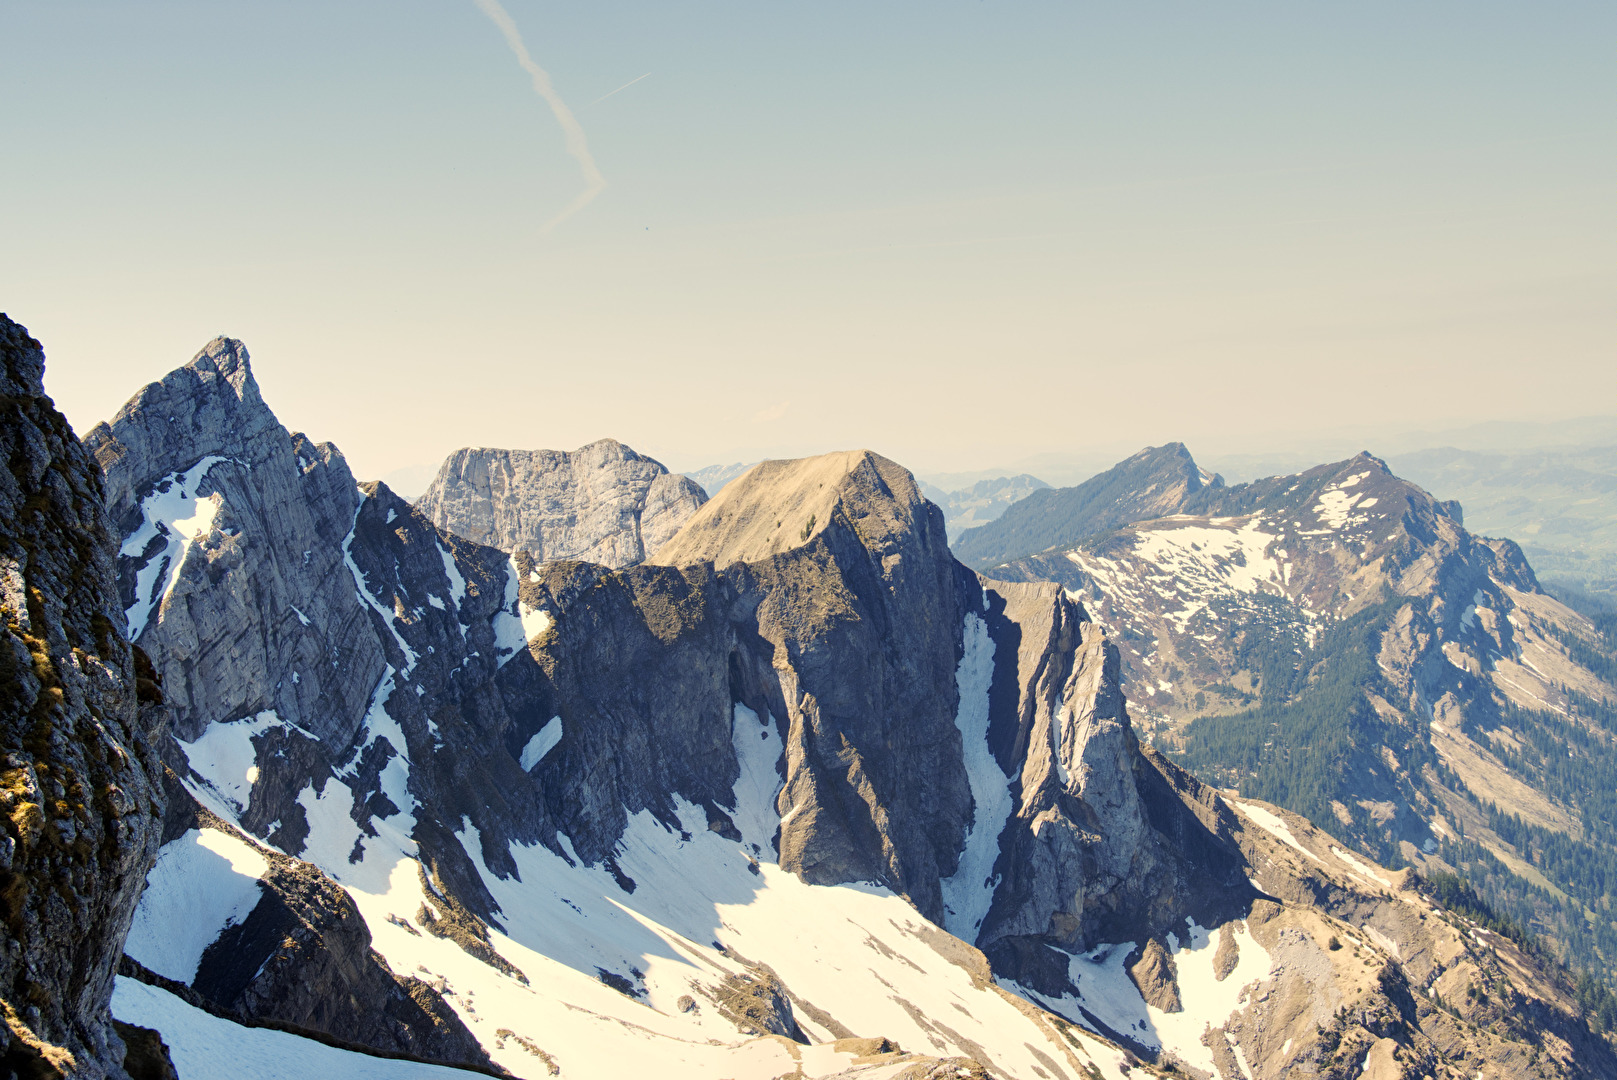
[1176,598,1617,992]
[1171,597,1434,865]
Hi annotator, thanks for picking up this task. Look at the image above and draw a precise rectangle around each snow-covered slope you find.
[111,978,485,1080]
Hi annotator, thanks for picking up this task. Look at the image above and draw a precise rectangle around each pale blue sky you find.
[3,1,1613,482]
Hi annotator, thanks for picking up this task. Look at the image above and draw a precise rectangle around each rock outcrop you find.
[417,440,707,568]
[0,315,166,1079]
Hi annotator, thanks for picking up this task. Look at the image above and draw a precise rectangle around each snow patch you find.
[1312,487,1364,529]
[1234,801,1323,864]
[1332,846,1394,887]
[125,828,269,984]
[343,498,419,673]
[941,610,1010,943]
[1009,919,1273,1075]
[437,542,468,617]
[121,455,229,639]
[112,977,473,1078]
[1069,518,1281,633]
[178,711,289,820]
[729,704,784,858]
[491,554,551,666]
[519,716,564,772]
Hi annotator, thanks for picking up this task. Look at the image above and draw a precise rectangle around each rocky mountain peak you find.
[953,441,1224,570]
[648,449,939,569]
[85,337,287,525]
[10,320,1607,1077]
[417,437,706,569]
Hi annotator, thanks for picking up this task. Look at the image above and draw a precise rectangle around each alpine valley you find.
[5,316,1617,1080]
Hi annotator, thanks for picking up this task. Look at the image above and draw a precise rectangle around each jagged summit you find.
[952,441,1223,570]
[85,337,291,519]
[417,438,706,569]
[649,449,938,569]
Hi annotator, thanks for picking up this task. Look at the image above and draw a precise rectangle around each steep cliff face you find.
[417,440,707,568]
[0,315,165,1079]
[85,338,381,749]
[85,339,497,1070]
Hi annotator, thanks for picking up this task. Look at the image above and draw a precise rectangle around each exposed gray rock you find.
[0,315,166,1080]
[82,337,1617,1079]
[417,440,706,568]
[86,341,534,1068]
[1125,938,1181,1013]
[646,451,980,915]
[152,772,491,1070]
[84,338,382,749]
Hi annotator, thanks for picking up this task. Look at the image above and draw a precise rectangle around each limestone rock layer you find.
[418,440,707,568]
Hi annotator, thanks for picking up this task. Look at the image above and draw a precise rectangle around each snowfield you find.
[1005,918,1272,1075]
[135,690,1141,1079]
[1068,517,1284,632]
[120,455,229,639]
[124,828,268,985]
[111,978,479,1080]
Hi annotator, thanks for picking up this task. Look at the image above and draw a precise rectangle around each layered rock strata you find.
[417,440,706,568]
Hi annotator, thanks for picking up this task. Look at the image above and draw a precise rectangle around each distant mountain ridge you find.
[683,461,755,495]
[952,443,1222,569]
[417,440,706,568]
[980,442,1617,996]
[918,473,1050,540]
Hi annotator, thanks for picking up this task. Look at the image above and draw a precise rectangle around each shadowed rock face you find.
[84,339,509,1069]
[146,773,489,1068]
[0,315,165,1079]
[417,440,707,568]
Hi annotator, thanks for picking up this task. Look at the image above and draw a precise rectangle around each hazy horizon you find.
[5,2,1613,485]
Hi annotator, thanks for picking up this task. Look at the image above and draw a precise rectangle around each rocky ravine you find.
[0,315,166,1080]
[25,332,1616,1079]
[416,441,706,568]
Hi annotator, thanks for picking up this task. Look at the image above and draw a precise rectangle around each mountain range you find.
[960,442,1617,1013]
[4,319,1616,1079]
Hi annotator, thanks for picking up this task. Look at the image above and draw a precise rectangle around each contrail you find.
[471,0,605,232]
[588,71,652,107]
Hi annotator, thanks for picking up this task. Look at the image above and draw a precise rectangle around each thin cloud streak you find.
[471,0,605,232]
[589,71,652,107]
